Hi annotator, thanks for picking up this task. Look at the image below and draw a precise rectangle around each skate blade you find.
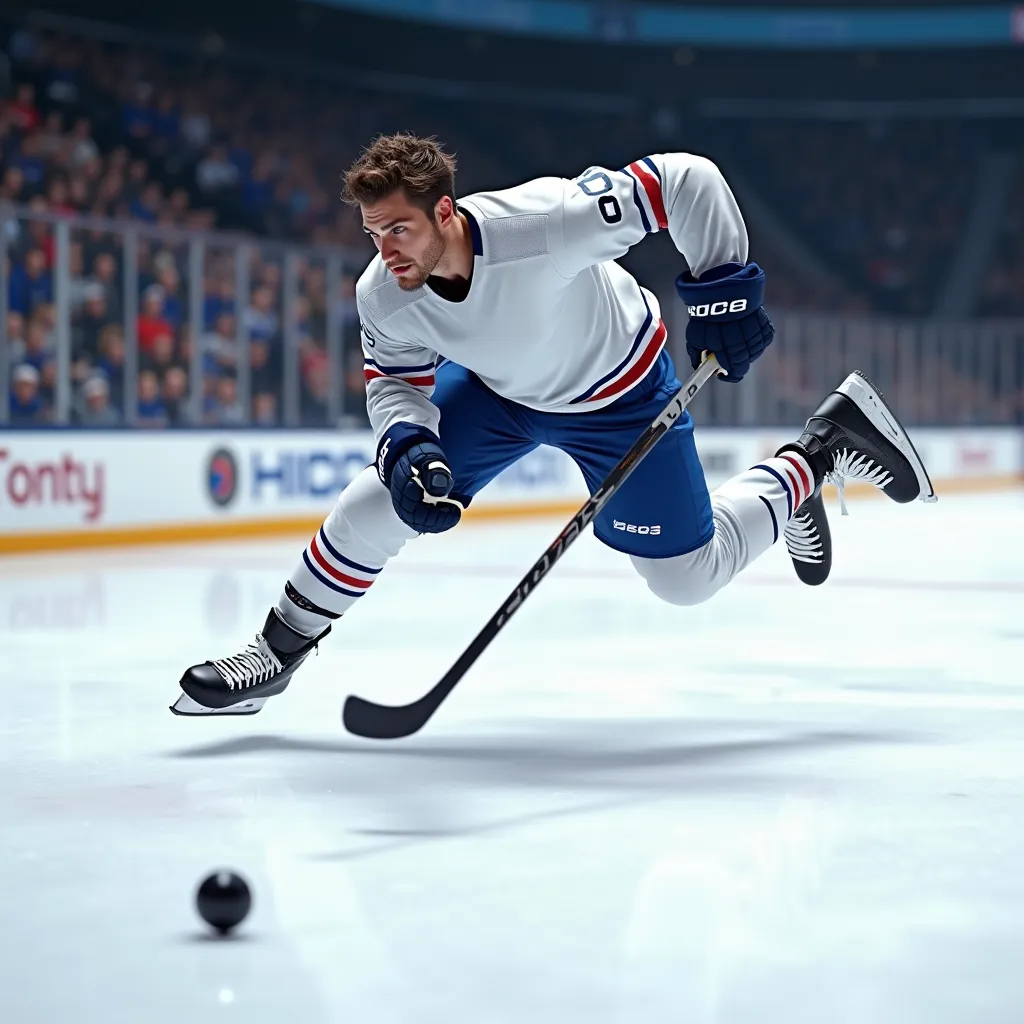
[169,692,268,716]
[837,371,937,504]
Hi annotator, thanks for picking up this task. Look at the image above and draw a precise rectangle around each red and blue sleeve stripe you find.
[623,158,667,233]
[363,357,437,388]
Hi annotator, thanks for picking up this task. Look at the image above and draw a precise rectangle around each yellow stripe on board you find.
[0,473,1020,557]
[0,516,323,556]
[0,501,586,556]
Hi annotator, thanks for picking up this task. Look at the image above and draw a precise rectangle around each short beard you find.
[395,222,446,291]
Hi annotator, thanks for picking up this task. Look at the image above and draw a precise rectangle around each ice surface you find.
[1,490,1023,1023]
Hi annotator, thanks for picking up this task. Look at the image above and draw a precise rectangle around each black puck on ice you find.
[196,870,252,934]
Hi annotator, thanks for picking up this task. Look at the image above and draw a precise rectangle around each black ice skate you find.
[170,607,329,716]
[779,370,936,586]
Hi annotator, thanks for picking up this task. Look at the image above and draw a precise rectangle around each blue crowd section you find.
[308,0,1019,48]
[2,20,1024,429]
[3,22,1014,319]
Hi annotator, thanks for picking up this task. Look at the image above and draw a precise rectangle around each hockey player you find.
[172,133,934,717]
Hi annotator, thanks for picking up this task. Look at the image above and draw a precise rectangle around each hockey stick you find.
[342,353,725,740]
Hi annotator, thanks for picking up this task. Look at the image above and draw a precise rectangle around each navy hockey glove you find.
[376,422,463,534]
[676,262,774,383]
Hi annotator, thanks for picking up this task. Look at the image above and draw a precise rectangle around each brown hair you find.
[342,132,456,217]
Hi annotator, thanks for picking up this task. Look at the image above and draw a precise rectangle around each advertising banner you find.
[0,427,1019,553]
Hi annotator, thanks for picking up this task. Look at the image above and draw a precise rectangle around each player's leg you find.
[668,368,936,597]
[557,352,738,604]
[559,353,933,606]
[172,364,537,715]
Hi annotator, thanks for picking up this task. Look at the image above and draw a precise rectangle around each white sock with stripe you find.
[747,451,817,544]
[630,448,820,605]
[278,524,383,635]
[275,466,416,636]
[705,450,818,568]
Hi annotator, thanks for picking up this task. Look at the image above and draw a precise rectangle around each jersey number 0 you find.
[576,172,622,225]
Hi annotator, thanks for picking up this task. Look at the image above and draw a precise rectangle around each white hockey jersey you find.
[355,153,748,443]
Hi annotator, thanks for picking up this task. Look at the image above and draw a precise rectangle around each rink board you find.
[0,427,1019,554]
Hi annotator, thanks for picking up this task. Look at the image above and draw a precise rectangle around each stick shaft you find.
[343,355,723,739]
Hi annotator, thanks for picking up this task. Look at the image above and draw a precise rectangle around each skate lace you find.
[826,449,893,516]
[784,510,824,564]
[211,633,283,691]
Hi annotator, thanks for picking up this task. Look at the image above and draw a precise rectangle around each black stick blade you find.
[342,692,439,739]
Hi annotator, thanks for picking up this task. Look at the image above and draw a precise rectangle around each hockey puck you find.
[196,870,252,934]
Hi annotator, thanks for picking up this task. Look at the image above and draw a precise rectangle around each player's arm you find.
[358,307,461,534]
[552,153,773,382]
[359,314,439,447]
[551,152,748,278]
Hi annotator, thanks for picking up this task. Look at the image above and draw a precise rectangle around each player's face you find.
[362,191,446,291]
